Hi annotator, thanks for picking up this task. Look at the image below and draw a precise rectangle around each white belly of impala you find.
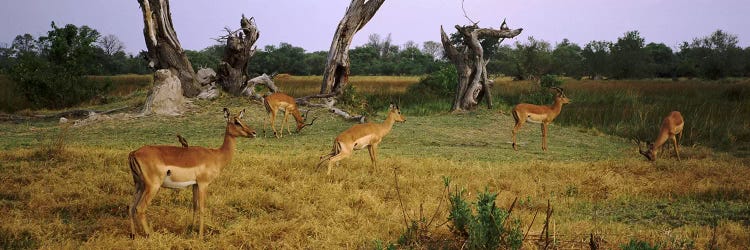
[352,135,374,150]
[162,168,197,189]
[162,176,196,189]
[526,113,547,123]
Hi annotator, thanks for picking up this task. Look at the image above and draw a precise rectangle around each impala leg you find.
[368,145,378,167]
[282,110,291,137]
[137,184,160,237]
[327,147,352,175]
[270,111,280,138]
[512,120,525,151]
[196,183,208,240]
[129,184,144,238]
[671,135,681,161]
[541,123,548,151]
[192,184,199,229]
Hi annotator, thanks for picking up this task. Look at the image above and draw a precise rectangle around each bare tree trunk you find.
[137,0,200,97]
[217,15,260,96]
[320,0,386,95]
[440,23,522,112]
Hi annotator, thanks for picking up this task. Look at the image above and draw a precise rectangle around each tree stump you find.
[217,15,260,96]
[440,22,522,112]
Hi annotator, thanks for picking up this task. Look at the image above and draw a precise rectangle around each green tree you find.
[303,51,328,75]
[644,42,675,78]
[247,43,307,75]
[551,38,584,79]
[185,44,224,71]
[610,30,649,79]
[10,22,108,109]
[582,40,612,79]
[514,36,552,81]
[678,30,743,79]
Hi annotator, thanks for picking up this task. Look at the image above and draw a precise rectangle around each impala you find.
[637,111,684,161]
[317,104,405,175]
[262,92,316,138]
[511,87,571,151]
[128,108,256,239]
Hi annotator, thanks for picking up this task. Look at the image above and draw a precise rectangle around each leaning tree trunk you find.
[320,0,386,95]
[137,0,200,97]
[440,23,522,112]
[217,15,260,96]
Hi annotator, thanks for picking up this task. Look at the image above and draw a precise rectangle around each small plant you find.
[449,186,523,250]
[621,239,660,250]
[35,123,71,161]
[407,66,458,97]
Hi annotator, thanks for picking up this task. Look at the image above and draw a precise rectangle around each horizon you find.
[2,0,749,55]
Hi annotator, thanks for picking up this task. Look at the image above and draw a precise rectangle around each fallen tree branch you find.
[0,106,131,121]
[295,95,366,123]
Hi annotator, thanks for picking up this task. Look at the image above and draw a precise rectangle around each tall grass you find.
[494,79,750,155]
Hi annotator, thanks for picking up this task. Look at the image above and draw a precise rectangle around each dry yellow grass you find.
[1,95,748,249]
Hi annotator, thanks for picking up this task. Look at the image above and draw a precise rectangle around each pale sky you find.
[1,0,748,54]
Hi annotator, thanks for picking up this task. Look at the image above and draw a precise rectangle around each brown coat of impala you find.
[638,111,684,161]
[128,108,256,239]
[317,104,406,175]
[511,87,571,151]
[263,92,316,138]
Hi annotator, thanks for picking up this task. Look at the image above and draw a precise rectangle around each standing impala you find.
[317,104,406,175]
[637,111,684,161]
[263,92,316,138]
[128,108,256,239]
[511,87,571,151]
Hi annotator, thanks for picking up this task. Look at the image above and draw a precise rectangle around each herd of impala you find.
[127,88,684,239]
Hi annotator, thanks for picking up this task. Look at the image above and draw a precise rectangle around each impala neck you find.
[291,109,305,125]
[549,98,565,117]
[651,128,670,152]
[219,129,237,162]
[379,112,398,136]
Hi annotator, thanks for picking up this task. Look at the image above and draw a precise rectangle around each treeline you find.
[0,22,150,108]
[184,30,750,80]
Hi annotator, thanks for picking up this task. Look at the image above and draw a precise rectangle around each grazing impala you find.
[263,92,316,138]
[317,104,405,175]
[511,87,571,151]
[637,111,684,161]
[128,108,256,239]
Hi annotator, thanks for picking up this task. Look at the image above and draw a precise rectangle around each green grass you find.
[1,77,749,248]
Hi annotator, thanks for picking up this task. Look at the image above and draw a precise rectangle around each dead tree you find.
[217,15,260,96]
[137,0,200,97]
[319,0,386,95]
[440,21,522,112]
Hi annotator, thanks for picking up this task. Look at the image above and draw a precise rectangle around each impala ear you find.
[223,108,231,120]
[389,103,395,110]
[238,109,245,119]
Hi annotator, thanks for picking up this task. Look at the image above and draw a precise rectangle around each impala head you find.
[640,143,657,161]
[296,109,318,132]
[551,87,571,104]
[633,138,656,161]
[389,103,406,122]
[223,108,257,138]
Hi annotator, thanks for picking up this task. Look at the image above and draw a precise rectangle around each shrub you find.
[407,65,457,97]
[621,239,660,250]
[539,74,563,88]
[449,187,523,250]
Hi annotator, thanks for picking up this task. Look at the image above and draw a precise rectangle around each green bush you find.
[449,187,523,250]
[621,239,660,250]
[10,55,108,109]
[539,74,563,88]
[407,65,457,97]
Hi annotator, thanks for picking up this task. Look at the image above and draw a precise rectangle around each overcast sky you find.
[1,0,748,54]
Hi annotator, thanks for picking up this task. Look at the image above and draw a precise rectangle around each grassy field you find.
[0,76,749,249]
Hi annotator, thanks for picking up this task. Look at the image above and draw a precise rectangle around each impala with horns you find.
[317,104,405,175]
[128,108,256,239]
[636,111,684,161]
[263,92,317,138]
[511,87,571,151]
